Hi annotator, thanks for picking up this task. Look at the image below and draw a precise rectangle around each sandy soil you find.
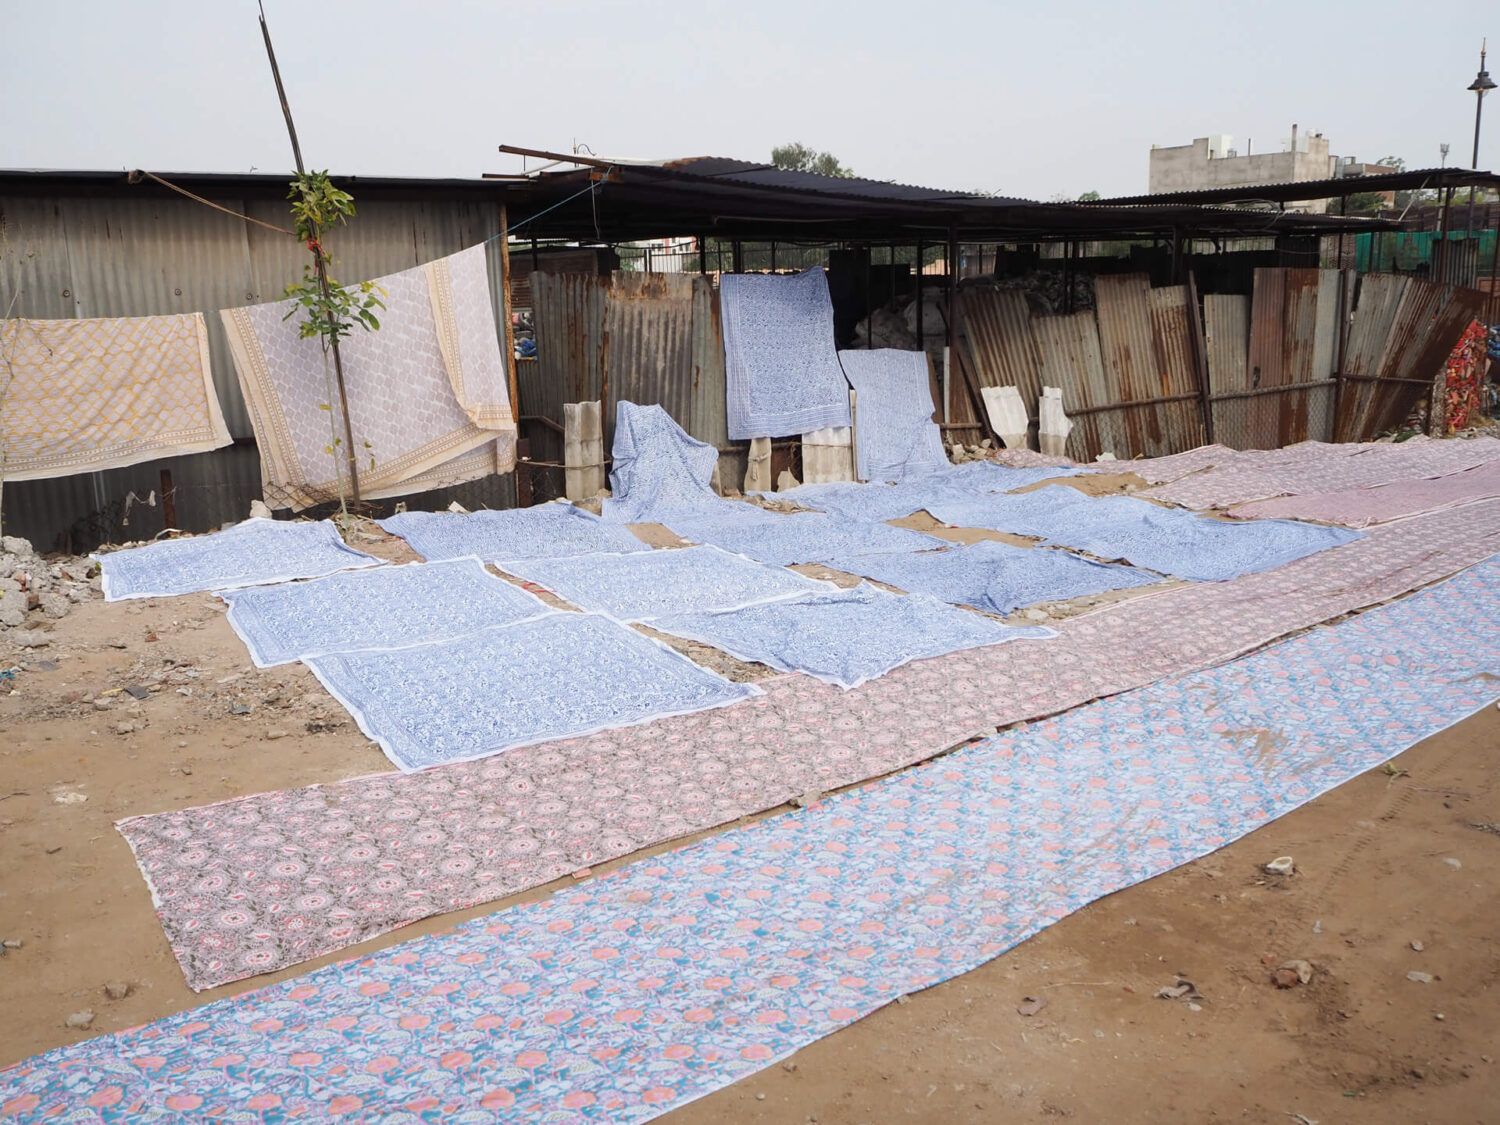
[2,517,1495,1124]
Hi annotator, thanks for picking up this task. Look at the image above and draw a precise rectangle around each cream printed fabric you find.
[0,312,230,481]
[221,244,516,509]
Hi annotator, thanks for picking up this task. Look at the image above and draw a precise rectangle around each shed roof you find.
[1089,166,1500,208]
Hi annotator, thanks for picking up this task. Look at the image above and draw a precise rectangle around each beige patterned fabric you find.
[221,244,516,510]
[0,312,230,481]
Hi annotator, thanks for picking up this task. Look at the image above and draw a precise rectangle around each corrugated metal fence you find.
[2,188,517,550]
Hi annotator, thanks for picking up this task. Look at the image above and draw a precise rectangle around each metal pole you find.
[1435,186,1455,282]
[258,3,360,505]
[915,239,924,349]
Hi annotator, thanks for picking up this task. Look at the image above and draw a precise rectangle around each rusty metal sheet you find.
[960,289,1043,416]
[602,272,697,448]
[1368,279,1487,436]
[1145,284,1205,454]
[1204,294,1251,447]
[528,271,605,481]
[1032,310,1120,461]
[1094,274,1159,456]
[1337,273,1408,439]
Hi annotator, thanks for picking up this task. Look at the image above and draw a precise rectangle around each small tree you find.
[1077,189,1102,201]
[771,142,855,178]
[281,171,384,513]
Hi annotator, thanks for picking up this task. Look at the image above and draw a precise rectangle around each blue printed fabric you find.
[665,505,947,566]
[305,613,761,772]
[650,583,1053,688]
[377,502,650,563]
[7,556,1498,1123]
[601,401,722,523]
[721,269,851,439]
[95,518,382,601]
[926,485,1363,581]
[497,545,832,622]
[778,462,1081,523]
[821,539,1162,616]
[837,349,947,482]
[220,558,553,666]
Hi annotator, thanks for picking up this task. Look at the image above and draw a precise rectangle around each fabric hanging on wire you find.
[837,348,947,483]
[0,312,232,481]
[220,243,517,509]
[721,268,852,439]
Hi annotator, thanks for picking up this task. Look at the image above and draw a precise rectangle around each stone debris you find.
[1263,856,1296,876]
[0,536,100,638]
[103,980,132,1001]
[1016,996,1048,1016]
[1406,971,1435,984]
[64,1010,95,1030]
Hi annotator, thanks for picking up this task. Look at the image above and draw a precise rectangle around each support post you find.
[946,229,997,445]
[1184,270,1214,444]
[497,204,521,424]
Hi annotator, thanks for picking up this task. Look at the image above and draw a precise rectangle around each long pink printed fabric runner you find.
[1231,457,1500,527]
[7,552,1500,1122]
[118,498,1500,991]
[1142,435,1500,509]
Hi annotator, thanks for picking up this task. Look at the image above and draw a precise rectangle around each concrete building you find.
[1149,126,1341,212]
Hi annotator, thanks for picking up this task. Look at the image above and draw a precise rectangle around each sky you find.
[2,0,1494,201]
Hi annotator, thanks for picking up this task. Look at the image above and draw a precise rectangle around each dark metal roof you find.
[660,156,1015,204]
[0,168,509,201]
[1088,167,1500,208]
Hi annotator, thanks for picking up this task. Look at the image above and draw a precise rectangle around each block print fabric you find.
[601,401,721,523]
[721,269,852,439]
[650,584,1053,688]
[306,613,761,772]
[377,502,650,563]
[837,348,946,482]
[497,545,831,622]
[16,554,1500,1121]
[221,243,516,509]
[1143,435,1500,509]
[777,462,1079,523]
[220,558,552,666]
[821,539,1161,616]
[95,519,382,601]
[926,486,1362,581]
[0,312,231,481]
[665,507,947,567]
[1230,458,1500,528]
[114,498,1500,990]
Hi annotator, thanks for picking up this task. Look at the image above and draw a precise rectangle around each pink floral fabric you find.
[117,497,1500,991]
[1231,458,1500,527]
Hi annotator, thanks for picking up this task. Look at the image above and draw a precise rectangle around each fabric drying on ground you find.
[721,268,851,439]
[649,583,1053,689]
[220,243,515,509]
[777,462,1080,523]
[820,538,1162,616]
[1143,435,1500,509]
[1230,457,1500,527]
[497,545,832,622]
[305,613,760,772]
[0,312,232,481]
[95,519,382,601]
[601,401,722,523]
[24,553,1500,1121]
[836,348,946,482]
[925,485,1362,581]
[219,558,553,667]
[665,506,947,566]
[116,498,1500,992]
[377,502,650,563]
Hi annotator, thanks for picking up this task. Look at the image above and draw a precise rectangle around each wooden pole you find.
[497,204,521,421]
[258,4,361,504]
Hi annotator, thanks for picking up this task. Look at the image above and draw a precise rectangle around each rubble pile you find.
[0,536,100,635]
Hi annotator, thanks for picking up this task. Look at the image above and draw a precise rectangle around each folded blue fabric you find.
[821,539,1162,615]
[96,518,382,601]
[666,506,947,566]
[497,545,832,622]
[378,503,649,563]
[220,558,552,666]
[601,401,721,523]
[837,349,947,482]
[650,583,1054,689]
[306,614,761,772]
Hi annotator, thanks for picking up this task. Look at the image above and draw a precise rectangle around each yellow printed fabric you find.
[1,313,231,481]
[220,243,517,511]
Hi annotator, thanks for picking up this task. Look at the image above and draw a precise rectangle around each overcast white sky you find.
[2,0,1493,199]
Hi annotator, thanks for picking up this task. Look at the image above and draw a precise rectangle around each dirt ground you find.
[1,515,1496,1123]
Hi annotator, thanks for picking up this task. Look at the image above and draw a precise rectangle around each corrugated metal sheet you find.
[1204,293,1251,447]
[1094,274,1200,458]
[1238,268,1341,448]
[527,270,606,488]
[602,273,697,448]
[1,188,512,549]
[1032,310,1119,461]
[1336,273,1408,440]
[960,289,1043,417]
[1145,284,1205,453]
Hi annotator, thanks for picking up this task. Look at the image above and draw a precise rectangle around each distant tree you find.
[1077,189,1102,201]
[1340,190,1388,213]
[1372,155,1407,173]
[771,142,854,178]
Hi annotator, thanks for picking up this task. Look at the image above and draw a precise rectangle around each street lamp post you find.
[1466,41,1496,236]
